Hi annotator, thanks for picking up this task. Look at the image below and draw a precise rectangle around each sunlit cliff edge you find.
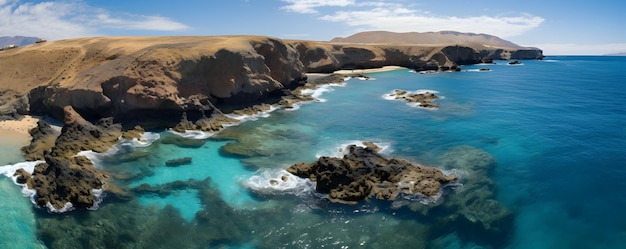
[0,35,542,123]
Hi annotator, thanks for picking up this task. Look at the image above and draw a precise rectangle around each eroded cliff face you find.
[289,41,542,73]
[0,36,542,123]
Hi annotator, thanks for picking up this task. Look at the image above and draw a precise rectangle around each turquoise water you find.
[1,56,625,248]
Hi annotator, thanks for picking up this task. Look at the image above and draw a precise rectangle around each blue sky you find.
[0,0,624,55]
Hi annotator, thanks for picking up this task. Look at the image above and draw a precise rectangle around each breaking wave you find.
[243,169,315,197]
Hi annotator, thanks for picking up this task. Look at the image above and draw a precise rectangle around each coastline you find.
[0,115,39,134]
[333,65,405,75]
[306,66,405,83]
[0,130,30,165]
[0,116,39,164]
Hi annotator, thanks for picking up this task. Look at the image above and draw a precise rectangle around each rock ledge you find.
[287,143,458,204]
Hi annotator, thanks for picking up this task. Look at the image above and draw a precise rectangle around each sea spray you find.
[77,132,160,168]
[224,105,281,122]
[315,140,393,158]
[0,161,44,207]
[167,129,214,139]
[299,82,347,103]
[244,169,315,197]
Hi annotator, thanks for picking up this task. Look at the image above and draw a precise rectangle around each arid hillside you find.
[0,35,542,123]
[331,31,533,49]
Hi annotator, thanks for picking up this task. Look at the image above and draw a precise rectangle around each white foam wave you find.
[300,82,347,103]
[414,89,439,94]
[315,140,392,158]
[0,161,47,210]
[0,161,41,181]
[383,89,442,110]
[76,150,102,166]
[130,132,161,147]
[244,169,315,196]
[418,70,439,74]
[284,103,301,111]
[46,202,74,213]
[225,105,281,122]
[87,189,105,211]
[167,129,214,139]
[76,131,161,167]
[466,69,491,72]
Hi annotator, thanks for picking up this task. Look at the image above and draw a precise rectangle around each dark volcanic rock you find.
[386,89,440,109]
[13,168,31,184]
[172,112,239,134]
[21,120,59,161]
[23,106,124,211]
[287,144,458,204]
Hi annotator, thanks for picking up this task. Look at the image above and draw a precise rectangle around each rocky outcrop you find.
[0,89,29,120]
[0,36,542,126]
[20,120,59,161]
[17,106,124,210]
[287,143,458,204]
[289,41,542,74]
[386,89,440,109]
[172,112,239,134]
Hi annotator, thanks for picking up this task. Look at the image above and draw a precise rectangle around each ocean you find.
[1,56,625,248]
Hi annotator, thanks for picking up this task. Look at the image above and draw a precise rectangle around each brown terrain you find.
[0,33,541,212]
[0,34,542,124]
[331,31,528,48]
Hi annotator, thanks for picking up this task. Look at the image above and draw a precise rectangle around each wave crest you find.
[244,169,315,197]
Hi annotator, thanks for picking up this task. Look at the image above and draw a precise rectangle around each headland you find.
[0,33,542,212]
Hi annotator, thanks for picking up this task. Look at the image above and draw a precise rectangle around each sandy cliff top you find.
[0,36,276,94]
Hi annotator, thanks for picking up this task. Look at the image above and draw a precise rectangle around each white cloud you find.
[281,0,544,38]
[529,43,626,55]
[281,0,355,14]
[0,0,188,40]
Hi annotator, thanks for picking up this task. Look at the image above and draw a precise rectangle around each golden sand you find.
[333,66,405,75]
[0,115,39,134]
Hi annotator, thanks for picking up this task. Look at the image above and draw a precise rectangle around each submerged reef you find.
[400,146,514,246]
[287,143,459,204]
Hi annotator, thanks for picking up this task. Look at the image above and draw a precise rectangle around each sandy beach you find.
[0,116,39,164]
[333,65,405,75]
[306,66,406,81]
[0,115,39,134]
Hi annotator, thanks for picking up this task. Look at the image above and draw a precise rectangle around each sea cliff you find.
[0,35,541,216]
[0,36,542,124]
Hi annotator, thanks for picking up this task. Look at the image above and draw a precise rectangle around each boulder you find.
[24,106,124,211]
[21,120,59,161]
[387,89,440,109]
[287,144,458,204]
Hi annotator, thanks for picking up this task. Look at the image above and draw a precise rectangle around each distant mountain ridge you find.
[331,31,527,49]
[0,36,40,47]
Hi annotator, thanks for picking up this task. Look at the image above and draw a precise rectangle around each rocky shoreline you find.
[287,143,459,204]
[0,36,542,124]
[0,36,542,212]
[385,89,441,109]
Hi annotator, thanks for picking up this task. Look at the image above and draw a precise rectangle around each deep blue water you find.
[1,56,625,248]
